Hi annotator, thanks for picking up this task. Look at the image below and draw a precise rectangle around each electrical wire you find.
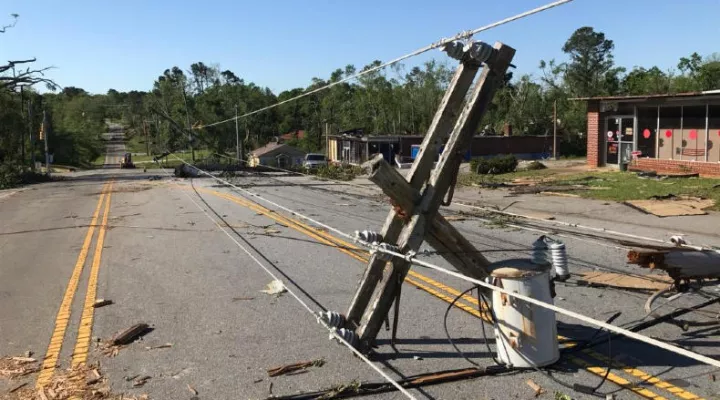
[195,0,573,130]
[168,154,720,370]
[155,164,417,400]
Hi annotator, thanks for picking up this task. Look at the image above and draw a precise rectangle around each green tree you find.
[560,27,624,97]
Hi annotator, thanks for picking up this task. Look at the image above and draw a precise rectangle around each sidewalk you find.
[451,185,720,248]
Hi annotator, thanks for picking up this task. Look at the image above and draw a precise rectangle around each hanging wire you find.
[195,0,573,129]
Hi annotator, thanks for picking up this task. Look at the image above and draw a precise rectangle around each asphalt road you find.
[1,140,720,399]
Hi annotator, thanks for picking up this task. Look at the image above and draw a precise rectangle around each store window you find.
[658,106,681,160]
[709,105,720,162]
[682,106,706,161]
[637,107,657,158]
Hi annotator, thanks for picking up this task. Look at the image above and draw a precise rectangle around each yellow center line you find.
[36,182,110,388]
[201,187,699,400]
[71,180,114,367]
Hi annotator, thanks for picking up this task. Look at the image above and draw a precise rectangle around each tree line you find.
[2,21,719,172]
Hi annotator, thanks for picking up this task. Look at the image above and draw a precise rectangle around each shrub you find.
[314,163,363,181]
[0,163,53,189]
[471,155,518,175]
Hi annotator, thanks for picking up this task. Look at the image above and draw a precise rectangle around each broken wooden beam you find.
[628,248,720,280]
[364,154,491,279]
[346,60,482,327]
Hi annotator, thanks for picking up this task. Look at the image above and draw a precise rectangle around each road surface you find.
[1,136,719,399]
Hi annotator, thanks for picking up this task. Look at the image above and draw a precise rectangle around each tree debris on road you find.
[132,375,151,387]
[526,379,544,397]
[260,280,286,296]
[110,323,151,346]
[267,359,325,377]
[187,384,198,396]
[92,299,113,308]
[145,343,172,350]
[0,356,39,379]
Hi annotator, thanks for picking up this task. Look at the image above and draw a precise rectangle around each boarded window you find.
[637,107,657,158]
[658,106,681,160]
[709,105,720,162]
[682,106,706,161]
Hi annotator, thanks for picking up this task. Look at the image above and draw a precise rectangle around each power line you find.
[167,154,720,371]
[196,0,573,129]
[157,165,418,400]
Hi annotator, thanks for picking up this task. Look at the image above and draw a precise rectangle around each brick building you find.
[576,91,720,176]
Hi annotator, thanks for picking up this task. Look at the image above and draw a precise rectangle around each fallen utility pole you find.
[628,248,720,281]
[346,41,515,346]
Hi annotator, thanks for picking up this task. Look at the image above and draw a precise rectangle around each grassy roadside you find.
[459,170,720,211]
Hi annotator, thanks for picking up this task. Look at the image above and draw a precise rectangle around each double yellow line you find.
[201,187,703,400]
[37,180,114,387]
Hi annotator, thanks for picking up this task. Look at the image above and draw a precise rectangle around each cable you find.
[443,286,482,367]
[455,202,709,251]
[196,0,573,129]
[155,164,417,400]
[169,153,720,370]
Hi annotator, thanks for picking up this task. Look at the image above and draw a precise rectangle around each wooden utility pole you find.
[235,104,241,163]
[42,108,50,176]
[143,120,150,156]
[553,99,557,159]
[28,99,34,170]
[347,42,516,346]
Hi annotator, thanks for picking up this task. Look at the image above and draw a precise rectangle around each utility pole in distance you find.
[42,108,50,176]
[28,99,35,171]
[553,99,558,159]
[143,120,150,156]
[235,104,241,164]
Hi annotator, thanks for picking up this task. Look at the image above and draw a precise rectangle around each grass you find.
[461,168,720,211]
[551,172,720,210]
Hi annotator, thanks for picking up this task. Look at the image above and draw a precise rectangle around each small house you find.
[248,141,306,168]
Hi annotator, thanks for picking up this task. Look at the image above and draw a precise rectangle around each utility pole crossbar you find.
[346,41,516,348]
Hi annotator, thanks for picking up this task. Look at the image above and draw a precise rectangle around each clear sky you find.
[3,0,719,95]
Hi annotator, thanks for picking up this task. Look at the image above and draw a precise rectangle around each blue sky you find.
[3,0,719,94]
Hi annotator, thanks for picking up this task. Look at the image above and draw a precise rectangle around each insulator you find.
[373,242,401,261]
[531,236,550,266]
[441,40,465,61]
[317,310,345,328]
[355,230,383,244]
[463,41,495,64]
[330,328,358,348]
[670,235,686,246]
[544,237,569,281]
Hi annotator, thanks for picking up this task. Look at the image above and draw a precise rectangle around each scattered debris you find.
[628,248,720,280]
[526,379,544,397]
[187,384,198,396]
[133,375,151,387]
[264,229,281,235]
[253,378,264,384]
[93,299,113,308]
[577,271,673,291]
[444,215,466,222]
[625,196,715,217]
[10,357,36,363]
[232,297,255,302]
[23,351,32,358]
[267,359,325,377]
[0,356,39,379]
[111,323,151,346]
[145,343,172,350]
[8,382,27,393]
[413,356,423,361]
[260,280,287,296]
[510,185,587,195]
[148,175,162,181]
[540,191,581,198]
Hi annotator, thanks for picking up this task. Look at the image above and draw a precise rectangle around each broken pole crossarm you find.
[346,60,482,326]
[364,154,491,279]
[356,42,516,343]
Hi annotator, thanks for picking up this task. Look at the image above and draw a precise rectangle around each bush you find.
[314,163,364,181]
[470,155,518,175]
[0,163,53,189]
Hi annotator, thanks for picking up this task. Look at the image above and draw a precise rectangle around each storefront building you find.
[577,91,720,176]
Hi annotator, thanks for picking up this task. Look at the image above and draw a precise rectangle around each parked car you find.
[303,153,328,170]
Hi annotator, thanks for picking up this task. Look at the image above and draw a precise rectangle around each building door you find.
[605,116,634,167]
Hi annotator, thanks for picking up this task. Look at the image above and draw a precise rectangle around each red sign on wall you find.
[689,129,698,140]
[643,129,651,139]
[665,130,672,138]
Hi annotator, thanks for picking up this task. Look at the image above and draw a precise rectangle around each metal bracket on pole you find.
[346,41,516,349]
